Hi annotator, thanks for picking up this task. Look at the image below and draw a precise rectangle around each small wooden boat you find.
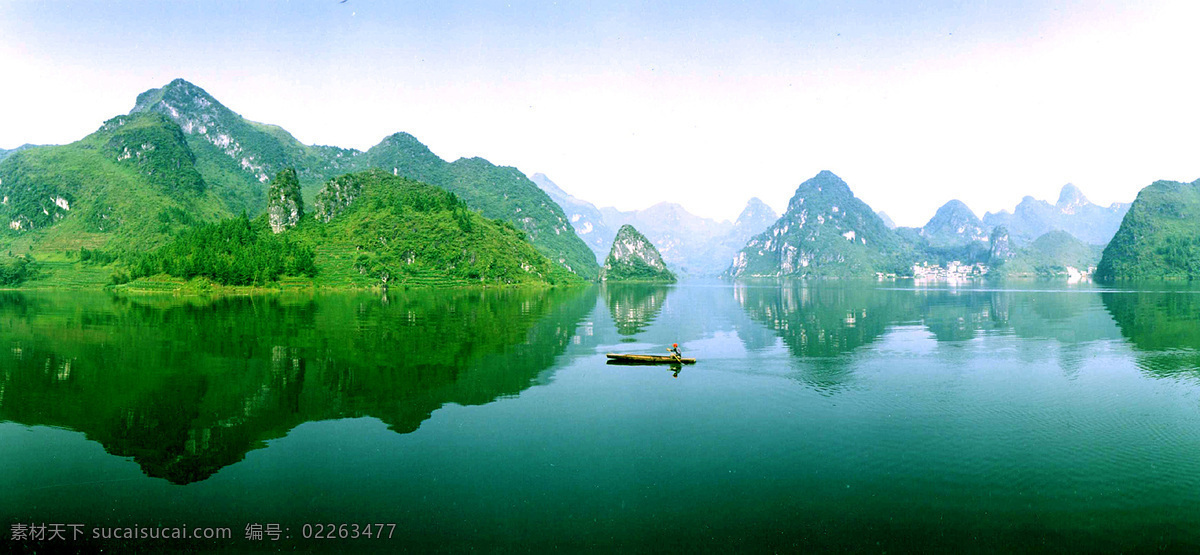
[606,353,696,365]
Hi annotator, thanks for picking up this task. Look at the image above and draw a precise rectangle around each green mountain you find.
[602,224,676,283]
[366,136,599,280]
[294,169,580,287]
[1,112,234,262]
[132,79,598,280]
[727,171,913,278]
[130,78,317,215]
[993,230,1101,277]
[921,200,988,247]
[1095,179,1200,281]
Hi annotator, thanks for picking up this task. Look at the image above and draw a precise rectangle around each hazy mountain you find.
[529,173,615,261]
[876,211,897,229]
[1096,178,1200,281]
[728,198,779,246]
[531,173,775,276]
[982,183,1129,245]
[728,171,912,278]
[602,224,676,283]
[921,200,988,247]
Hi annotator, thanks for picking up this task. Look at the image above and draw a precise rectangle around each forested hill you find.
[1095,179,1200,281]
[129,79,598,280]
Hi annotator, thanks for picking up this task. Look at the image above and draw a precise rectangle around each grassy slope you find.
[292,170,580,288]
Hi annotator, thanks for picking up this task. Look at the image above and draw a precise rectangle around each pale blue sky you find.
[2,1,1198,225]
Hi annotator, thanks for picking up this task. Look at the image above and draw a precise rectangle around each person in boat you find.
[668,343,682,361]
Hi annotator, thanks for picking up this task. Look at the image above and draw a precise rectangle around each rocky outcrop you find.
[602,225,676,283]
[312,173,365,223]
[266,168,303,233]
[988,226,1016,262]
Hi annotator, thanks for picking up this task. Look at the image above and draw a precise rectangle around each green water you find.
[3,282,1200,552]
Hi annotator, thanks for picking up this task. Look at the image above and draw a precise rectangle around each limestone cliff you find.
[602,225,677,283]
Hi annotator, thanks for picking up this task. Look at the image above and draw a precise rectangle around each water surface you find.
[3,282,1200,552]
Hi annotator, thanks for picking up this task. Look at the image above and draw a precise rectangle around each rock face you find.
[983,183,1129,245]
[727,170,904,278]
[603,225,676,283]
[266,168,303,233]
[1096,178,1200,281]
[988,226,1016,262]
[922,200,988,247]
[312,173,365,223]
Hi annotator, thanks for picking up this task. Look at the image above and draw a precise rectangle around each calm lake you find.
[3,282,1200,553]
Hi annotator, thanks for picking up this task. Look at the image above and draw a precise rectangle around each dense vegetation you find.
[0,255,36,286]
[1,78,599,288]
[1095,179,1200,281]
[128,215,316,285]
[295,170,580,287]
[365,135,600,280]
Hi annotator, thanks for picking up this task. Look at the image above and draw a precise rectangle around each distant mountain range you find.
[4,77,1189,286]
[532,173,777,276]
[982,184,1128,246]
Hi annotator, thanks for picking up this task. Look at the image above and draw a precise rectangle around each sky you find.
[2,1,1199,226]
